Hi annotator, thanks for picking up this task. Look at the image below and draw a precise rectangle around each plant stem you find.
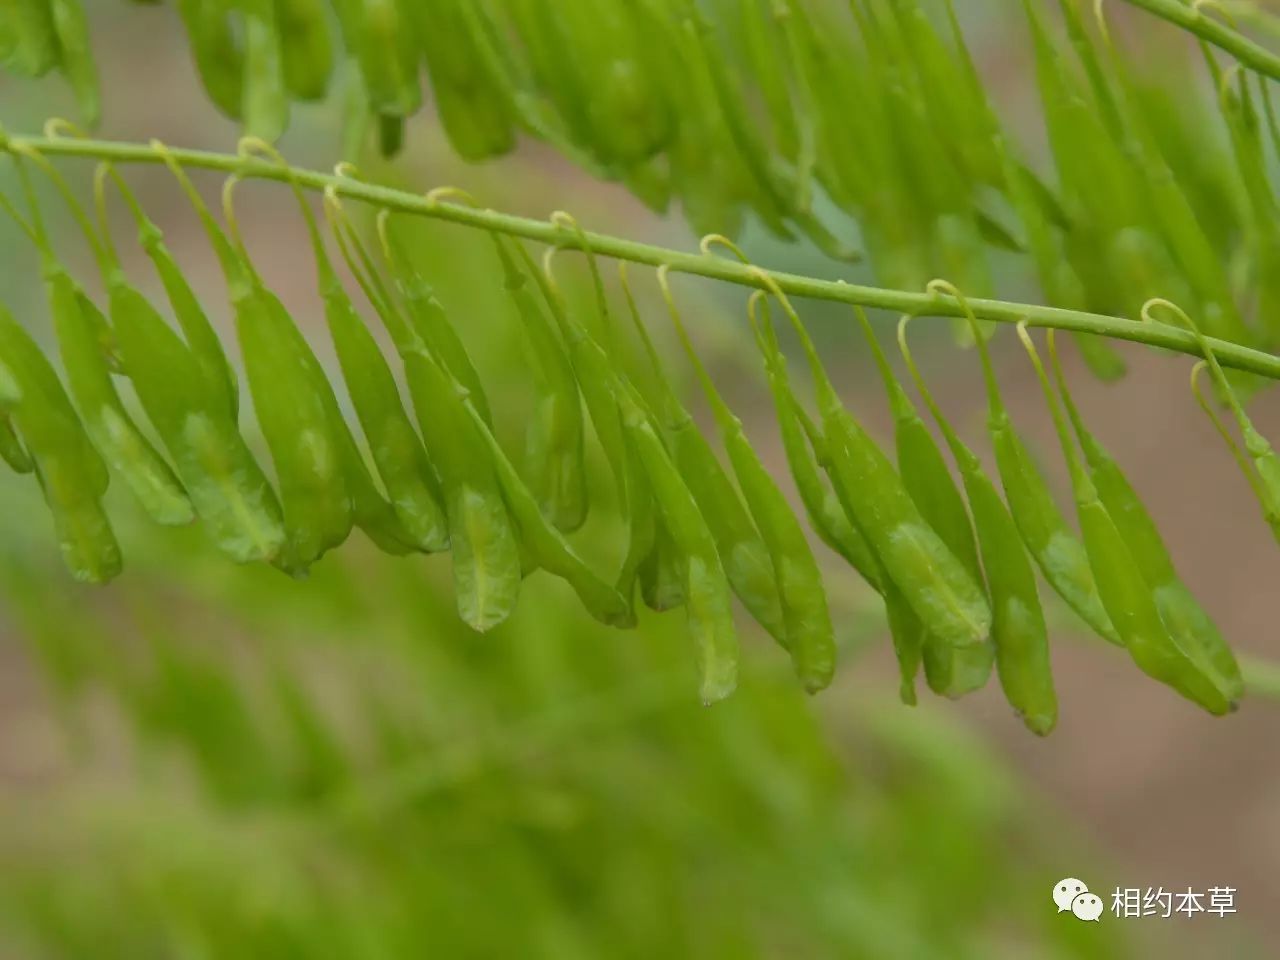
[9,131,1280,380]
[1241,655,1280,700]
[1119,0,1280,83]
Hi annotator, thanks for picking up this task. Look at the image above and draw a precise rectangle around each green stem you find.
[9,131,1280,380]
[1119,0,1280,82]
[1241,654,1280,699]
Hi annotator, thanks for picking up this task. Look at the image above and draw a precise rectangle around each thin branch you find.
[1120,0,1280,81]
[1241,655,1280,700]
[9,131,1280,380]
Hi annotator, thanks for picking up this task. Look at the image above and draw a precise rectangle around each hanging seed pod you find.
[614,374,739,704]
[1021,0,1133,378]
[353,0,421,120]
[100,163,239,421]
[251,142,446,554]
[446,356,630,628]
[787,373,924,706]
[929,280,1120,645]
[1048,328,1242,705]
[899,315,1057,735]
[1192,359,1280,549]
[49,0,100,126]
[619,262,786,647]
[533,240,655,619]
[1081,0,1249,351]
[684,5,855,260]
[53,282,194,526]
[853,304,993,698]
[755,272,991,653]
[658,265,834,692]
[2,0,58,77]
[10,152,192,526]
[742,290,880,589]
[493,234,586,533]
[410,0,517,161]
[231,200,409,559]
[0,306,120,582]
[378,212,493,428]
[993,130,1126,382]
[1148,297,1280,545]
[275,0,332,101]
[240,0,289,141]
[637,517,685,613]
[176,0,244,120]
[747,288,921,703]
[403,345,523,631]
[1018,323,1230,714]
[102,271,286,565]
[326,189,521,630]
[156,149,351,573]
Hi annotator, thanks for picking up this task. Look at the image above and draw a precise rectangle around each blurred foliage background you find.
[0,1,1277,956]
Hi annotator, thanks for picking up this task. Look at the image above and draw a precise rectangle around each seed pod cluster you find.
[0,140,1257,722]
[13,1,1280,362]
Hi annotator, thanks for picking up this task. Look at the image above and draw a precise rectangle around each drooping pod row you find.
[0,145,1252,719]
[0,146,836,703]
[726,261,1244,729]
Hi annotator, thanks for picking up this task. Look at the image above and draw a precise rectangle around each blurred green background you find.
[0,3,1276,956]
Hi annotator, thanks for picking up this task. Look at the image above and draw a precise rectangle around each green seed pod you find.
[410,0,517,161]
[1049,328,1241,706]
[235,282,353,573]
[1019,324,1230,715]
[1149,297,1280,546]
[929,280,1120,645]
[637,517,684,612]
[51,279,194,526]
[188,171,352,573]
[261,149,446,554]
[789,386,923,706]
[403,347,522,631]
[900,316,1056,736]
[854,306,992,698]
[0,307,120,582]
[745,292,880,590]
[274,0,332,101]
[260,282,417,560]
[176,0,244,120]
[493,235,586,533]
[9,157,192,527]
[106,278,286,564]
[623,266,786,647]
[747,290,923,701]
[532,245,653,617]
[2,0,58,76]
[49,0,100,126]
[378,213,493,428]
[659,266,834,692]
[758,275,991,653]
[353,0,421,118]
[327,191,521,630]
[111,171,239,421]
[453,363,630,628]
[614,375,739,705]
[240,0,289,141]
